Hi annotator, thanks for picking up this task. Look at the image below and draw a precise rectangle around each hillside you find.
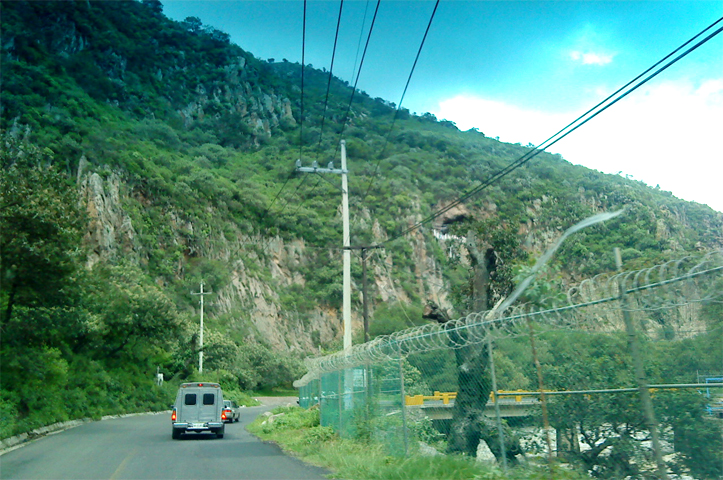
[1,0,722,437]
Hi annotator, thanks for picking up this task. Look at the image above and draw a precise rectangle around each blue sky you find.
[162,1,723,212]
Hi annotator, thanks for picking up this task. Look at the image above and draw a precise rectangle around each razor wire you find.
[294,248,723,387]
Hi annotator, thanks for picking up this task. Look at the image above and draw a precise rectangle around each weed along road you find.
[1,403,329,480]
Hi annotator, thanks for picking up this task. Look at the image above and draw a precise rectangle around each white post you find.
[341,140,352,351]
[293,145,352,351]
[199,283,204,373]
[191,283,211,374]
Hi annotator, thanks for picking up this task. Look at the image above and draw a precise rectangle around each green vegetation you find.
[248,406,588,480]
[398,314,723,478]
[536,328,722,479]
[1,0,721,445]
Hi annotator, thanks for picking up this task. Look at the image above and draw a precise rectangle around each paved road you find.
[0,401,329,480]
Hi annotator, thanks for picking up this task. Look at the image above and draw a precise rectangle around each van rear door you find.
[198,391,219,423]
[182,389,219,424]
[181,390,202,425]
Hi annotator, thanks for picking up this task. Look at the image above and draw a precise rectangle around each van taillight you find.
[171,409,177,421]
[221,411,227,421]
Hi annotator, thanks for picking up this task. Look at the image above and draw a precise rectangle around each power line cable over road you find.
[261,1,310,221]
[332,0,381,160]
[316,0,345,154]
[362,0,441,201]
[299,0,307,165]
[385,16,723,245]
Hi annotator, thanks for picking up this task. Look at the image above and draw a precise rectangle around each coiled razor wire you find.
[294,249,723,387]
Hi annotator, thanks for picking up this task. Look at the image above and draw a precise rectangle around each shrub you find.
[0,392,19,439]
[300,425,336,444]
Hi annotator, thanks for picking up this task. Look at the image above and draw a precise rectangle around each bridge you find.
[405,391,540,419]
[404,383,723,420]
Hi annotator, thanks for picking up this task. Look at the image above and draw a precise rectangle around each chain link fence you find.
[296,249,723,479]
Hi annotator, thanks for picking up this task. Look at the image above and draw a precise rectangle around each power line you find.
[289,175,322,217]
[273,173,310,217]
[260,169,296,221]
[361,0,440,201]
[526,15,723,167]
[314,170,344,192]
[268,1,368,228]
[384,16,723,245]
[373,249,416,328]
[316,0,345,154]
[348,0,372,99]
[262,1,309,223]
[331,0,381,161]
[275,167,346,219]
[299,0,307,164]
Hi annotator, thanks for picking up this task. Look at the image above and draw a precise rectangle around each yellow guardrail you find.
[405,391,456,406]
[405,390,534,406]
[404,384,723,407]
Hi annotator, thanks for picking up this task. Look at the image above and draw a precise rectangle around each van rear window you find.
[184,393,197,405]
[203,393,215,405]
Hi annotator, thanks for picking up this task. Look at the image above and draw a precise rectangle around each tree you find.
[84,264,185,365]
[141,0,163,16]
[428,219,526,462]
[182,16,203,34]
[0,139,85,335]
[0,138,94,431]
[658,390,722,480]
[542,329,723,479]
[235,343,303,391]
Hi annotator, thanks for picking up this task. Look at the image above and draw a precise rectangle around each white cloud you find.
[570,50,614,66]
[434,96,567,144]
[433,79,723,212]
[565,23,617,66]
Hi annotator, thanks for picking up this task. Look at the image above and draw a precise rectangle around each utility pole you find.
[191,282,211,374]
[362,247,369,343]
[296,140,351,350]
[343,245,383,342]
[341,141,350,351]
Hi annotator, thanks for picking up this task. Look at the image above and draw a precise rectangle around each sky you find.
[162,1,723,213]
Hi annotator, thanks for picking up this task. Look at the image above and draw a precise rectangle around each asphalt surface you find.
[0,398,330,480]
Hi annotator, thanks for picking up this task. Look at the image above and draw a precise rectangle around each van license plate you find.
[191,423,205,428]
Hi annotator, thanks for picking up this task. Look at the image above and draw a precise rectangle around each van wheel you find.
[216,426,225,439]
[172,429,182,440]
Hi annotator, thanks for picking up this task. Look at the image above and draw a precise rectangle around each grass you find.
[247,406,590,480]
[251,387,299,397]
[229,390,262,407]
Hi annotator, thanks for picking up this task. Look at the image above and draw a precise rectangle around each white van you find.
[171,382,225,439]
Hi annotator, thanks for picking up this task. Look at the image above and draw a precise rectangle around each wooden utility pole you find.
[344,245,383,342]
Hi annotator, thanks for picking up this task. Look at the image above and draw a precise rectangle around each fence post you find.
[365,361,372,428]
[615,248,669,480]
[399,356,409,456]
[338,370,343,436]
[527,318,554,466]
[487,335,508,473]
